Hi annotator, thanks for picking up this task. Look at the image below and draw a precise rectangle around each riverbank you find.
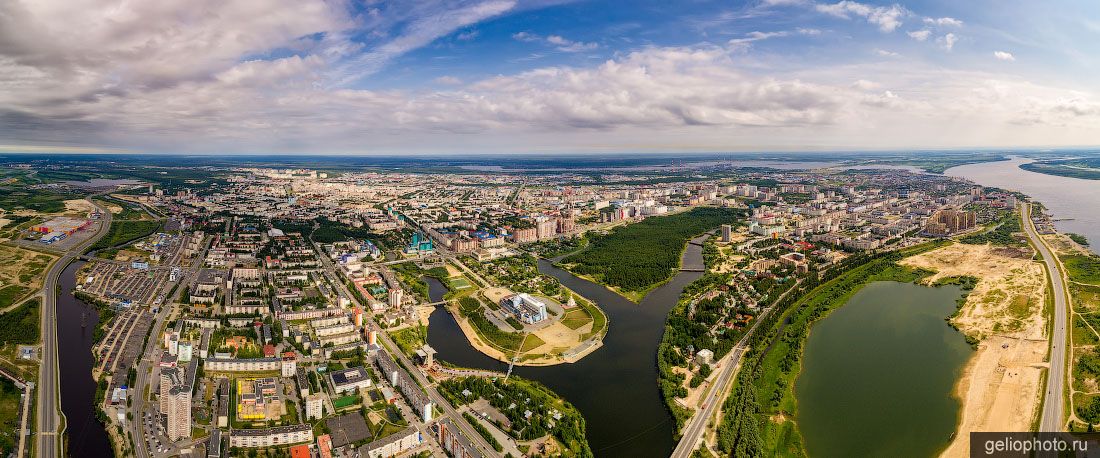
[442,300,605,366]
[900,242,1048,457]
[422,275,607,367]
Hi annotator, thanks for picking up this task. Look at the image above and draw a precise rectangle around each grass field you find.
[448,277,472,290]
[332,395,361,410]
[560,309,590,330]
[1065,254,1100,285]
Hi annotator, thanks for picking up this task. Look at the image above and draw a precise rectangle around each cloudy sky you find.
[2,0,1100,154]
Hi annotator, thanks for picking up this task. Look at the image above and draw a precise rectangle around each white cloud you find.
[993,51,1016,61]
[729,31,789,45]
[814,1,907,32]
[908,29,931,41]
[457,30,480,41]
[923,17,963,27]
[938,32,958,51]
[3,0,1100,153]
[874,48,900,57]
[514,33,598,52]
[512,31,539,42]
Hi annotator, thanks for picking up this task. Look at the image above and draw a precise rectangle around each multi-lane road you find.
[1023,203,1069,432]
[36,198,112,458]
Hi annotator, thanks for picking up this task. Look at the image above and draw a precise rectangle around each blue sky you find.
[2,0,1100,154]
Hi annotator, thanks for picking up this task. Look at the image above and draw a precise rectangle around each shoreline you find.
[443,303,605,366]
[900,241,1048,457]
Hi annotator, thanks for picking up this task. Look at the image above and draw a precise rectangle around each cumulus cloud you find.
[993,51,1015,61]
[515,33,598,52]
[814,1,907,32]
[924,17,963,27]
[907,29,931,41]
[2,0,1100,153]
[938,32,958,51]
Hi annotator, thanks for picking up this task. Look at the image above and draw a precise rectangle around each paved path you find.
[1024,203,1069,432]
[36,198,112,458]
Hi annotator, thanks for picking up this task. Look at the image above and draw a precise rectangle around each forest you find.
[562,207,742,295]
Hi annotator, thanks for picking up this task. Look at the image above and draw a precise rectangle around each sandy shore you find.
[901,243,1047,457]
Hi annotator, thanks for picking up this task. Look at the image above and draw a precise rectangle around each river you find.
[946,156,1100,255]
[57,260,113,457]
[795,281,972,457]
[426,237,707,457]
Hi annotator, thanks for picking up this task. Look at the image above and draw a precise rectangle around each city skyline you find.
[3,0,1100,154]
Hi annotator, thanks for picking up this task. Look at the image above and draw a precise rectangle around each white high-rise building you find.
[306,394,325,420]
[388,289,404,308]
[165,385,191,441]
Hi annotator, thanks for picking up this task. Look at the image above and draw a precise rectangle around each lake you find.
[947,156,1100,255]
[795,281,972,457]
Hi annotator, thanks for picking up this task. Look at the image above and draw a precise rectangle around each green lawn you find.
[560,309,591,330]
[332,395,360,410]
[1065,254,1100,285]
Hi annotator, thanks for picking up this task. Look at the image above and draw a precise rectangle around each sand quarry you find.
[900,242,1048,457]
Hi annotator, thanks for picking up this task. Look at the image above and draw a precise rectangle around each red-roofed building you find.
[263,344,276,357]
[290,444,311,458]
[317,434,333,458]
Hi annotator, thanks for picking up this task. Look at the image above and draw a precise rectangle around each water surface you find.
[796,281,972,457]
[57,260,113,457]
[947,156,1100,255]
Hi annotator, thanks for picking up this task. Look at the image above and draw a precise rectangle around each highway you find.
[36,198,112,458]
[1024,203,1069,432]
[313,242,499,457]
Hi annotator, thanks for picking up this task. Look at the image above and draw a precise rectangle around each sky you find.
[2,0,1100,155]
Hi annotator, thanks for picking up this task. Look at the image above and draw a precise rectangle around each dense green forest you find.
[562,207,742,295]
[0,298,40,346]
